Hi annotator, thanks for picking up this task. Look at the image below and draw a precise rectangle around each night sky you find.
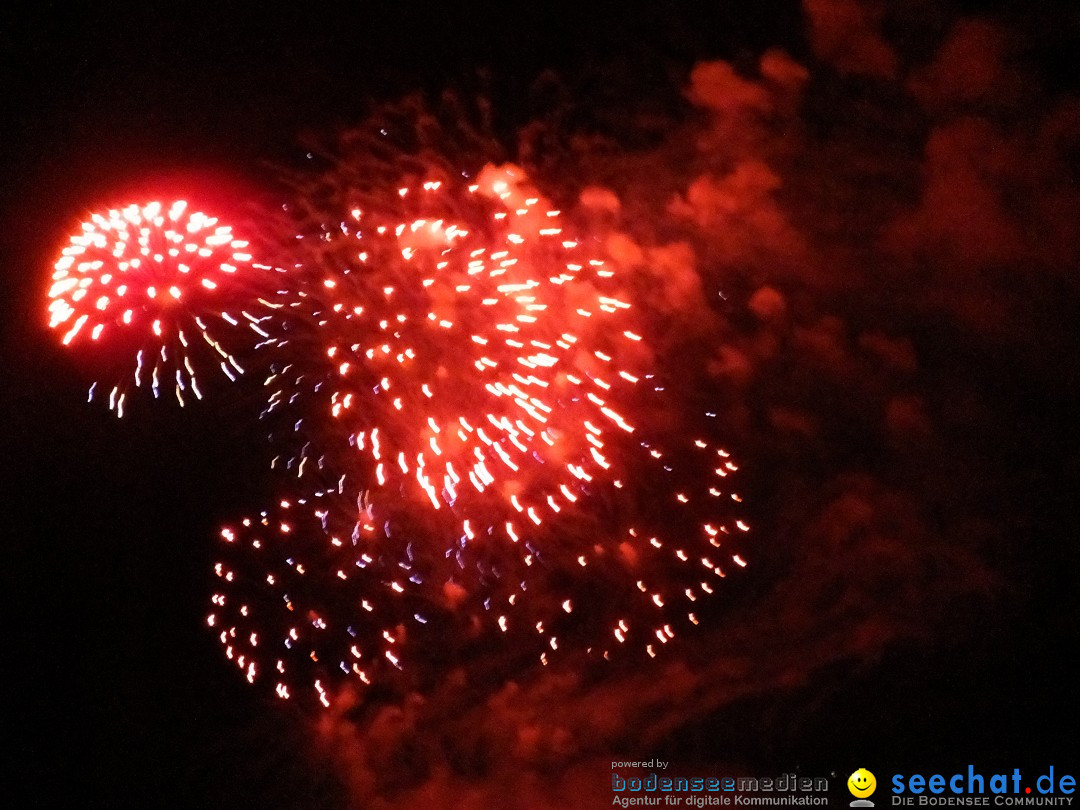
[3,2,1079,808]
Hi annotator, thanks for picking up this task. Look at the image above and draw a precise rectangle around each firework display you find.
[46,200,280,415]
[49,166,749,709]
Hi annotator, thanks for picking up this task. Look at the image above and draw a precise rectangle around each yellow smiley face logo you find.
[848,768,877,798]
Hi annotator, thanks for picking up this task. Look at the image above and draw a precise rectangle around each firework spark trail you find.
[205,166,750,706]
[46,200,279,415]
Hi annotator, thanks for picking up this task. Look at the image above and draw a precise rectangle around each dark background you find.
[2,2,1077,807]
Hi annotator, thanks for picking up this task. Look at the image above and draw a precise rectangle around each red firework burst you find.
[47,200,277,415]
[204,167,750,707]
